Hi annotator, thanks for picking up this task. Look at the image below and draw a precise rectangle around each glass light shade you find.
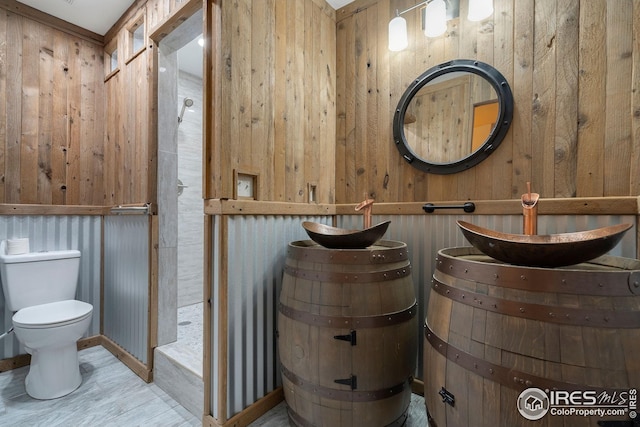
[424,0,447,38]
[468,0,493,21]
[388,16,408,51]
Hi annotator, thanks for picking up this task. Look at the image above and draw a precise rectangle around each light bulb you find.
[468,0,493,22]
[388,16,408,51]
[424,0,447,38]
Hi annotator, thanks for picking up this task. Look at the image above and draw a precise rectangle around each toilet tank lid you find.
[0,249,80,264]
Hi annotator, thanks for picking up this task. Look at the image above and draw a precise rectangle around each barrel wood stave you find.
[280,240,418,427]
[424,247,640,427]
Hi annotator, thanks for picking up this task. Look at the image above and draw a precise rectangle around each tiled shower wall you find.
[177,70,204,308]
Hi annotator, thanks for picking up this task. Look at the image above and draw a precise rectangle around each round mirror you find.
[393,59,514,174]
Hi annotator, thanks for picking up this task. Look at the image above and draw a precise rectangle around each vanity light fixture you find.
[388,0,493,51]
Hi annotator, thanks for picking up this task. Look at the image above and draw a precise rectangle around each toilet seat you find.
[13,300,93,329]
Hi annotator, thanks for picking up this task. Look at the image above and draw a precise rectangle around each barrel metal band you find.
[279,301,418,329]
[284,264,411,283]
[437,248,640,296]
[288,241,408,264]
[424,322,628,394]
[281,363,412,403]
[432,278,640,328]
[287,405,409,427]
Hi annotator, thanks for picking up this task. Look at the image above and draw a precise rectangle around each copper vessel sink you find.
[302,221,391,249]
[457,220,633,267]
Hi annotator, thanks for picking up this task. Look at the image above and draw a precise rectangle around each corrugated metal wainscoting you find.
[210,215,332,420]
[337,213,638,381]
[103,215,150,364]
[0,215,102,359]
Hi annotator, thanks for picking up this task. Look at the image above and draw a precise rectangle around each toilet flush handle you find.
[0,326,14,341]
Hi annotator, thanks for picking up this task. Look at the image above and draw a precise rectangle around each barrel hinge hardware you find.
[439,387,455,407]
[334,330,357,346]
[335,375,358,390]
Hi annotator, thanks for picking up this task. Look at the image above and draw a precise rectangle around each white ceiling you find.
[16,0,136,35]
[327,0,355,8]
[17,0,354,36]
[17,0,355,79]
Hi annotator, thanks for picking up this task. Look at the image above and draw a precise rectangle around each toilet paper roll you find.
[6,238,30,255]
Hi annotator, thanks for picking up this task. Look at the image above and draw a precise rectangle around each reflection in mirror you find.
[393,59,513,174]
[404,72,498,164]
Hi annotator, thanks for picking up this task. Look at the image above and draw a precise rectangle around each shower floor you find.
[177,302,204,360]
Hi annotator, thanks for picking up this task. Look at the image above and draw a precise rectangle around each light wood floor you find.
[248,394,429,426]
[0,346,200,426]
[0,345,428,426]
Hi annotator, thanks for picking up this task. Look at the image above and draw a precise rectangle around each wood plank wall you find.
[5,0,639,207]
[107,0,337,204]
[0,5,105,205]
[0,0,188,207]
[209,0,337,203]
[103,1,154,206]
[335,0,640,203]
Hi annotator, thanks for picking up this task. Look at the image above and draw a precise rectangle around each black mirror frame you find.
[393,59,514,175]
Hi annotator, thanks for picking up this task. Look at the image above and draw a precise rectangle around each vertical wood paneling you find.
[5,13,21,204]
[335,13,347,202]
[577,0,606,197]
[52,31,68,205]
[342,5,357,202]
[554,0,579,198]
[209,0,335,203]
[512,0,534,198]
[66,36,82,204]
[375,0,390,204]
[489,0,514,199]
[80,40,104,205]
[604,0,633,197]
[285,0,304,202]
[0,10,5,204]
[0,9,104,205]
[273,1,287,201]
[20,18,39,203]
[632,0,640,197]
[532,0,556,197]
[37,30,53,204]
[103,29,150,206]
[337,0,640,202]
[251,0,274,200]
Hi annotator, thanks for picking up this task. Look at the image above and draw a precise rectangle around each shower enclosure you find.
[177,79,203,308]
[154,8,205,417]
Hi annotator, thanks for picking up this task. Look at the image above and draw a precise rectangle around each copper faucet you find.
[355,194,374,229]
[521,182,539,235]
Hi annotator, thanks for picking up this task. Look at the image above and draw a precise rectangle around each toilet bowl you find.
[12,300,93,399]
[0,241,93,400]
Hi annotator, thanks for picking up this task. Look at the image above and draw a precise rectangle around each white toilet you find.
[0,241,93,400]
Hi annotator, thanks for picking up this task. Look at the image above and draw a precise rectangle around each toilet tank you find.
[0,242,81,312]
